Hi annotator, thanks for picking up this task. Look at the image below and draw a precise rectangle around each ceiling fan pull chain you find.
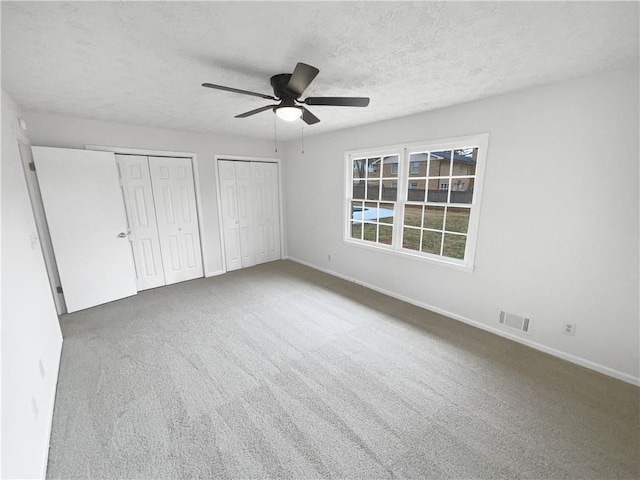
[274,115,278,153]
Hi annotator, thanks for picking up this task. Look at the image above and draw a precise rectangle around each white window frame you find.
[344,133,489,272]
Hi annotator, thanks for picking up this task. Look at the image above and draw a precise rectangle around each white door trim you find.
[213,154,284,273]
[17,139,67,314]
[86,145,207,279]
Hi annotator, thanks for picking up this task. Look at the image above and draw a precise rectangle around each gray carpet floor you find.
[47,260,639,479]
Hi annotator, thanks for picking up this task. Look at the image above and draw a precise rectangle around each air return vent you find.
[499,310,530,334]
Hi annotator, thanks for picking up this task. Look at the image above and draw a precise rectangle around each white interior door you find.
[148,156,203,285]
[32,147,137,313]
[218,160,242,272]
[116,154,165,291]
[252,162,281,264]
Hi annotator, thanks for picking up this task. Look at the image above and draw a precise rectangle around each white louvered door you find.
[148,156,204,285]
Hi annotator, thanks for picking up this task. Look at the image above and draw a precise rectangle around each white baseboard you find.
[205,270,225,278]
[286,256,640,387]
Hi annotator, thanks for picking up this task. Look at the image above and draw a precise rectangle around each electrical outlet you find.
[562,322,576,336]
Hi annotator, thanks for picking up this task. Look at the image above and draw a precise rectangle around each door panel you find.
[32,147,137,312]
[116,154,165,291]
[235,162,255,268]
[149,156,203,284]
[252,162,281,264]
[218,161,242,271]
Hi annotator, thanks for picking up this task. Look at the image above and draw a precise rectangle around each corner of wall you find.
[1,89,63,479]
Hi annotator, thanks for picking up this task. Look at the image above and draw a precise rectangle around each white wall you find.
[1,91,63,478]
[283,67,640,384]
[21,113,277,276]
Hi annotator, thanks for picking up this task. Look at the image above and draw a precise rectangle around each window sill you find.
[343,238,475,273]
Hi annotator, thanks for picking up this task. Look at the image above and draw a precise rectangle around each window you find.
[350,154,399,245]
[345,134,488,270]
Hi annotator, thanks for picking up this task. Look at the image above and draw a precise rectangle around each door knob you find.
[118,232,127,238]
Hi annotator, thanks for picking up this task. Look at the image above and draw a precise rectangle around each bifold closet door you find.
[218,160,281,272]
[116,155,165,291]
[149,156,204,284]
[32,147,137,313]
[252,162,281,264]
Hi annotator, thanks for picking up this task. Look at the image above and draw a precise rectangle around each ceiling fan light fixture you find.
[275,106,302,122]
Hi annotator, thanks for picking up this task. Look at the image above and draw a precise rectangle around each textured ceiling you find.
[2,1,638,141]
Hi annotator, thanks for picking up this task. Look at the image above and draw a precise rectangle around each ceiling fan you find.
[202,62,370,125]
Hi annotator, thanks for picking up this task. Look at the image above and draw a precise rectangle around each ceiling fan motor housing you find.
[271,74,297,100]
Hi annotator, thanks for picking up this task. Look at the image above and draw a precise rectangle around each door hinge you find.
[56,286,63,294]
[29,162,36,171]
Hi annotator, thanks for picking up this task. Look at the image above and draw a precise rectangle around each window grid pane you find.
[367,157,381,179]
[403,227,421,251]
[353,180,365,199]
[383,155,399,178]
[353,159,366,179]
[443,232,467,259]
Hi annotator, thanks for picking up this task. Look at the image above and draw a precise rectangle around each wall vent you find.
[499,310,531,334]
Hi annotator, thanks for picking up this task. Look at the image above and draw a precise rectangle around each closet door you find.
[218,160,242,271]
[116,155,165,291]
[148,156,203,284]
[252,162,281,264]
[235,161,256,268]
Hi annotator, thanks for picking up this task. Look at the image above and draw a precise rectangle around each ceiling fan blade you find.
[286,63,319,97]
[300,106,320,125]
[304,97,370,107]
[235,105,278,118]
[202,83,277,101]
